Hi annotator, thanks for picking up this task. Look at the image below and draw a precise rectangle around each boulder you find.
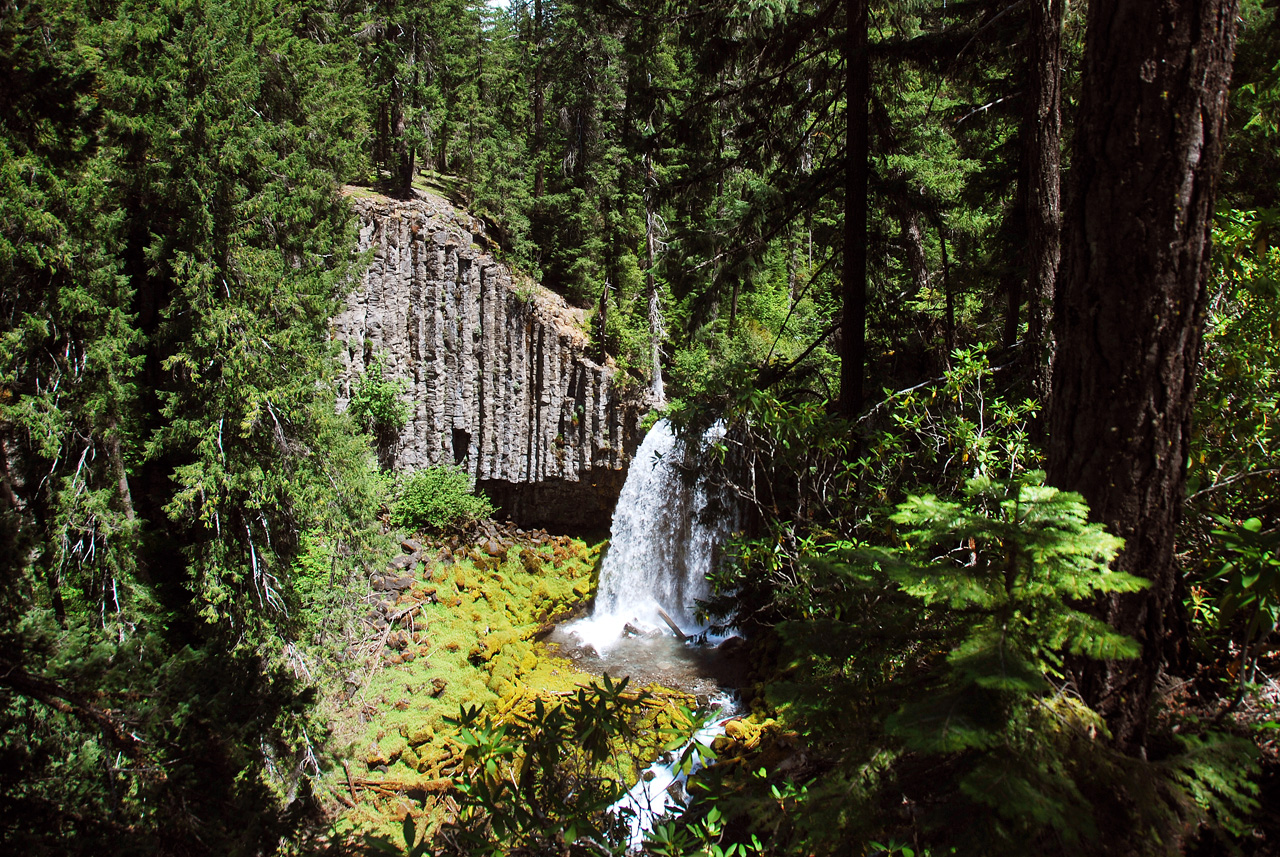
[717,635,748,656]
[401,723,434,747]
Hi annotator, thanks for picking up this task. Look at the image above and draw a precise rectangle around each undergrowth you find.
[327,530,695,845]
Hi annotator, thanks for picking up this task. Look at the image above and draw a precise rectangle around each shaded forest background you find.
[2,0,1279,853]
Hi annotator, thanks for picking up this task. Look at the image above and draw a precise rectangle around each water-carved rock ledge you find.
[334,193,645,530]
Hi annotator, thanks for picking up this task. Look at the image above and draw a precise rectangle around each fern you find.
[1167,732,1260,839]
[834,472,1152,851]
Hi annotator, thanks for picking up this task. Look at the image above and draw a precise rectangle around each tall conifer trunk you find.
[839,0,869,417]
[533,0,545,201]
[1047,0,1238,752]
[1024,0,1062,402]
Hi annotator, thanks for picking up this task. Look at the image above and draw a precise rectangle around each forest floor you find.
[319,522,697,847]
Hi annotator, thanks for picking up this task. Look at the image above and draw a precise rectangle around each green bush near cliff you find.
[347,353,412,438]
[391,466,496,534]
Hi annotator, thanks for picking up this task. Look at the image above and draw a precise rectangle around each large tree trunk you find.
[839,0,869,417]
[533,0,545,201]
[1024,0,1063,403]
[1047,0,1238,753]
[897,202,930,302]
[391,81,415,199]
[644,157,666,406]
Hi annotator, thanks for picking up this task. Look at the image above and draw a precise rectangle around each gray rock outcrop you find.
[334,193,644,529]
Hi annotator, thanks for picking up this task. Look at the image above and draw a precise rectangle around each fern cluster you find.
[720,473,1260,855]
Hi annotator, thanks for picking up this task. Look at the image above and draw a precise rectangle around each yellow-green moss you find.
[331,533,612,843]
[329,532,701,848]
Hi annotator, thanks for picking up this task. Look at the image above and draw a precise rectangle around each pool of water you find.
[547,621,747,698]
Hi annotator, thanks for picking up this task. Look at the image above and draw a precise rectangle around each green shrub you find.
[391,465,495,534]
[348,353,411,437]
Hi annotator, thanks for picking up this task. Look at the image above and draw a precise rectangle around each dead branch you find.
[0,659,142,756]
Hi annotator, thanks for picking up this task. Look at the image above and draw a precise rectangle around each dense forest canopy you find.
[2,0,1278,853]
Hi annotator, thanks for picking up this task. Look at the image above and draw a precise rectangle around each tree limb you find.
[0,659,143,756]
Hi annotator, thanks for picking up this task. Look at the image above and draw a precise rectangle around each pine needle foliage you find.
[747,473,1157,854]
[0,0,382,850]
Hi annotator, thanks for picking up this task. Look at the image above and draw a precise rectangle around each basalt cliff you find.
[334,193,645,530]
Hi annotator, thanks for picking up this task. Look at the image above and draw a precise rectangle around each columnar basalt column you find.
[335,194,645,529]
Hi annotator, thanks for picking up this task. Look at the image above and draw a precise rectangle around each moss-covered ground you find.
[323,526,694,844]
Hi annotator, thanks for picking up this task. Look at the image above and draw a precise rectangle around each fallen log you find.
[354,776,454,797]
[342,760,359,804]
[656,607,689,641]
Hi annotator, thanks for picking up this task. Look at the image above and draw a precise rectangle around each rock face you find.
[334,194,644,530]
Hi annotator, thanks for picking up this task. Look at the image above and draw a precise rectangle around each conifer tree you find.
[1047,0,1240,750]
[1,0,380,849]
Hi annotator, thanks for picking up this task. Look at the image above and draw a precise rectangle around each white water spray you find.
[615,692,741,848]
[566,419,731,654]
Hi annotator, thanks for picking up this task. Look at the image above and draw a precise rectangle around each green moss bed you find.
[323,524,694,843]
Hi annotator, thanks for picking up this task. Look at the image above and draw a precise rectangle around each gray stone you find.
[335,195,647,529]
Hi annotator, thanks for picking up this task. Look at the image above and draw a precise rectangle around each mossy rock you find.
[399,745,420,772]
[366,734,409,767]
[400,722,434,747]
[723,717,778,751]
[337,531,608,843]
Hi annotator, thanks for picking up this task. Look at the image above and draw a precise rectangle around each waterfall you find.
[555,418,739,853]
[567,419,731,653]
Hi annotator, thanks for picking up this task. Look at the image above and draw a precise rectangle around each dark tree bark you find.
[897,203,930,301]
[839,0,869,417]
[1047,0,1238,752]
[1023,0,1063,402]
[533,0,546,201]
[392,84,415,199]
[939,225,954,359]
[1001,252,1023,350]
[644,156,666,405]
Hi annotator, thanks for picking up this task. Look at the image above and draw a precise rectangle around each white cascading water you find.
[554,418,741,852]
[614,692,740,849]
[566,419,731,654]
